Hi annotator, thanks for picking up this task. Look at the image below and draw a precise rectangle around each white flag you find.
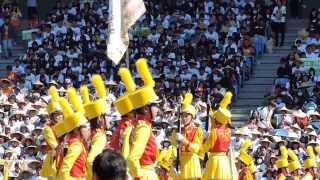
[107,0,146,65]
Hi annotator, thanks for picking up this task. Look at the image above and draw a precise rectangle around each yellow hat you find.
[276,146,289,169]
[288,161,301,172]
[238,152,253,166]
[249,163,257,173]
[213,107,232,124]
[288,149,300,172]
[304,146,316,169]
[129,58,158,109]
[219,92,233,109]
[46,86,61,114]
[276,159,289,169]
[81,75,109,120]
[211,92,233,124]
[315,145,320,154]
[52,95,87,138]
[182,105,196,117]
[113,68,136,115]
[182,93,196,117]
[240,139,252,154]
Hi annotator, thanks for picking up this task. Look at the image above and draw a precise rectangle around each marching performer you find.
[275,146,289,180]
[80,75,108,180]
[55,91,88,180]
[109,68,137,159]
[302,146,317,180]
[200,92,234,180]
[238,139,254,180]
[40,86,61,179]
[287,149,301,180]
[174,92,203,179]
[127,58,159,180]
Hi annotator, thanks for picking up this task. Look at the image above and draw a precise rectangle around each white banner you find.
[107,0,146,65]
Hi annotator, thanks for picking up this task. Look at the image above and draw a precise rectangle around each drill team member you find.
[55,91,88,180]
[40,86,62,179]
[175,92,203,179]
[201,92,234,180]
[288,149,301,180]
[275,146,289,180]
[127,58,159,180]
[238,139,255,180]
[110,68,137,159]
[80,75,108,180]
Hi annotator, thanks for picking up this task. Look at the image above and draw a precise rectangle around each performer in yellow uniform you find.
[55,91,88,180]
[315,145,320,170]
[238,139,254,180]
[157,142,176,179]
[275,146,289,180]
[110,68,138,158]
[302,146,317,180]
[127,58,159,180]
[80,75,108,180]
[40,86,61,179]
[287,149,301,180]
[174,92,203,179]
[201,92,234,180]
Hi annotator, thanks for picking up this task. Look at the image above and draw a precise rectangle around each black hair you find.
[93,149,127,180]
[89,117,100,129]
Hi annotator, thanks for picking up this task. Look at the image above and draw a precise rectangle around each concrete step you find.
[238,92,267,99]
[231,107,252,114]
[254,70,277,76]
[245,77,275,85]
[233,99,263,107]
[240,84,271,92]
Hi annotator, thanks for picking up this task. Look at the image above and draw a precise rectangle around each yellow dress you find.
[56,136,87,180]
[39,126,58,178]
[178,127,203,179]
[86,129,107,180]
[127,120,159,180]
[276,174,286,180]
[292,176,300,180]
[200,126,232,180]
[302,172,313,180]
[121,125,133,159]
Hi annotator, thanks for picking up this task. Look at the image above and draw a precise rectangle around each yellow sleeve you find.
[43,126,58,149]
[243,173,254,180]
[127,122,151,178]
[199,129,216,159]
[86,131,107,180]
[57,142,82,180]
[185,128,203,154]
[121,125,133,159]
[39,151,56,177]
[170,129,177,148]
[3,162,8,180]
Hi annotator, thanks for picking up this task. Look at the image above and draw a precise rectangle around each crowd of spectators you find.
[234,6,320,179]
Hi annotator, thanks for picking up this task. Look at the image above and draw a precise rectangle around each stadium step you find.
[231,18,307,127]
[0,42,25,77]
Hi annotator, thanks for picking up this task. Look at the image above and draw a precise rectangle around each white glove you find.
[176,133,185,143]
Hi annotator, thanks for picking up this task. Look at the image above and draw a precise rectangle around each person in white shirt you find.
[271,1,287,46]
[205,25,219,47]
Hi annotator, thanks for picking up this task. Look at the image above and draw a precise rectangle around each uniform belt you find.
[181,152,195,156]
[209,152,227,156]
[141,164,156,170]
